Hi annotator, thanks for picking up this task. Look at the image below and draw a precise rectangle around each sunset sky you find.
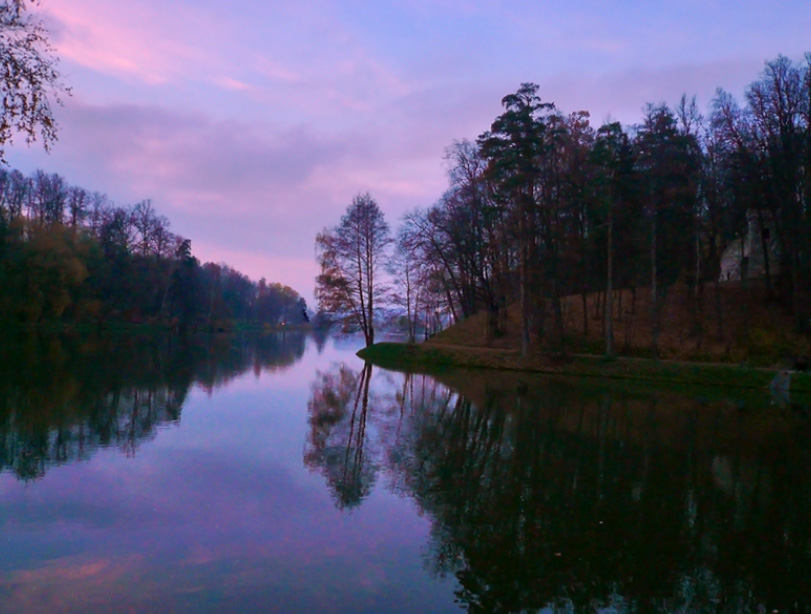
[7,0,811,305]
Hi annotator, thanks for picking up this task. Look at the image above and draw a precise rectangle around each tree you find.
[1,0,70,162]
[591,121,635,357]
[167,238,201,331]
[634,104,696,357]
[315,193,390,347]
[559,111,595,339]
[744,55,809,330]
[388,220,420,343]
[254,280,307,326]
[0,219,89,322]
[478,83,557,356]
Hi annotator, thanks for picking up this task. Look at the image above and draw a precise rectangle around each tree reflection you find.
[305,363,377,510]
[340,368,811,613]
[0,330,307,481]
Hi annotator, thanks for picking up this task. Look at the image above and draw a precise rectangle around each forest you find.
[317,53,811,358]
[0,168,309,330]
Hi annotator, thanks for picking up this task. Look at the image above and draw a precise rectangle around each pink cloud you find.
[0,555,147,614]
[43,1,214,85]
[213,76,255,92]
[11,0,804,306]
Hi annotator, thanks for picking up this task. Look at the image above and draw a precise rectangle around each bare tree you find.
[1,0,70,162]
[315,193,390,347]
[67,185,88,228]
[388,221,420,343]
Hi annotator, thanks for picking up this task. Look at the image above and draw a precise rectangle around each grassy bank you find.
[358,342,811,397]
[419,283,810,367]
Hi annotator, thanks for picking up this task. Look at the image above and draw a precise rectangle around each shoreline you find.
[357,342,811,397]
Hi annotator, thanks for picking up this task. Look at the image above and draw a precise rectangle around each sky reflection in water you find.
[0,333,450,613]
[1,332,811,613]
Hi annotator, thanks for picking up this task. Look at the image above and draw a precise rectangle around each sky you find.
[6,0,811,307]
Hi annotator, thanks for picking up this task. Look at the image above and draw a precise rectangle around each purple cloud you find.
[7,0,808,304]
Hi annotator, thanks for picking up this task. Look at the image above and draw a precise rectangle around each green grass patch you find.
[357,342,459,374]
[358,341,811,398]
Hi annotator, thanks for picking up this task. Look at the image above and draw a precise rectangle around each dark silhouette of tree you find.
[744,55,810,330]
[0,0,70,162]
[478,83,557,355]
[399,140,508,341]
[397,207,467,337]
[315,193,390,346]
[445,140,510,342]
[634,104,697,357]
[590,121,637,357]
[388,222,420,342]
[168,239,201,332]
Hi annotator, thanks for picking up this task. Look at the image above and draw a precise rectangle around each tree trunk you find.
[625,286,637,351]
[405,266,415,343]
[714,276,724,342]
[756,209,774,298]
[553,285,565,356]
[605,202,615,358]
[650,207,659,359]
[519,239,531,357]
[581,232,588,336]
[693,214,703,346]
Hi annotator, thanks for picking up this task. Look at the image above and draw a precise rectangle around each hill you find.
[425,281,808,367]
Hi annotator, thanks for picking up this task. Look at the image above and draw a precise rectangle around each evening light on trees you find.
[315,193,390,347]
[368,53,809,360]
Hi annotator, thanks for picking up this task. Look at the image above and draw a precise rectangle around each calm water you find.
[1,332,811,613]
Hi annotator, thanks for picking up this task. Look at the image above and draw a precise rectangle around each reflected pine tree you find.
[304,363,377,510]
[0,331,307,480]
[381,372,811,613]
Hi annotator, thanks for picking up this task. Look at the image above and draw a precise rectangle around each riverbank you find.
[357,341,811,397]
[414,283,810,367]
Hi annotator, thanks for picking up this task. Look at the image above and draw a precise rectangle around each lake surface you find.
[1,331,811,613]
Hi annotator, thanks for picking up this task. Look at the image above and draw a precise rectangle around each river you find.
[1,331,810,613]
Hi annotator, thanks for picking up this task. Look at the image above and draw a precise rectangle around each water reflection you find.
[305,363,376,509]
[307,363,811,613]
[5,334,810,612]
[0,331,306,481]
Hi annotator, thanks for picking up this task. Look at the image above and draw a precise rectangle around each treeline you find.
[0,167,308,329]
[321,53,810,355]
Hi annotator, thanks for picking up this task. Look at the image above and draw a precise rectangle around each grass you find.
[423,282,810,366]
[358,341,811,397]
[357,281,811,397]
